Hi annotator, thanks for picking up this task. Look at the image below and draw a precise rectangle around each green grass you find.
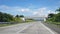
[0,20,34,27]
[52,22,60,25]
[0,24,13,27]
[26,19,35,22]
[45,20,60,27]
[45,21,60,25]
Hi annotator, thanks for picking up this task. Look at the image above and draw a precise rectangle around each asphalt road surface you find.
[0,21,58,34]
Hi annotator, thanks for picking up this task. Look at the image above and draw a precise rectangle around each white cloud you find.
[33,12,39,15]
[32,7,56,17]
[32,7,48,17]
[47,10,56,14]
[38,7,46,13]
[21,8,30,12]
[0,5,10,11]
[0,5,56,17]
[0,5,9,9]
[0,5,30,12]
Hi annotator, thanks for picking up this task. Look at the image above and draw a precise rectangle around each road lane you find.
[0,22,34,34]
[20,21,57,34]
[0,21,58,34]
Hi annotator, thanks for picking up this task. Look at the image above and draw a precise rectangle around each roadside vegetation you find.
[26,18,34,22]
[0,12,24,22]
[0,12,33,27]
[46,8,60,26]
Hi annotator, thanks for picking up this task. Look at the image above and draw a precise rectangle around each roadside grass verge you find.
[0,24,13,27]
[0,22,21,27]
[26,20,35,22]
[45,21,60,27]
[0,20,35,27]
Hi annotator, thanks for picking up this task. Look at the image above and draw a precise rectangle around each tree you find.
[53,13,60,22]
[0,12,14,22]
[48,13,55,18]
[54,8,60,22]
[15,15,20,18]
[20,15,24,17]
[56,8,60,12]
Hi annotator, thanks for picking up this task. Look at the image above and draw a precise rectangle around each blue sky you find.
[0,0,60,17]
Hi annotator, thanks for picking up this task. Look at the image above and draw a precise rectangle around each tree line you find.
[47,8,60,22]
[0,12,24,22]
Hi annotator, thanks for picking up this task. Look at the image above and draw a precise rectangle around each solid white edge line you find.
[40,22,58,34]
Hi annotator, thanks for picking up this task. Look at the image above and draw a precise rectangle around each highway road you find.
[0,21,58,34]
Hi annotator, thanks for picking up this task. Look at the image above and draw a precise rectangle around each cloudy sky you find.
[0,0,60,17]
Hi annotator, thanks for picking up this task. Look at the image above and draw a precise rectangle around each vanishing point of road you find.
[0,21,58,34]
